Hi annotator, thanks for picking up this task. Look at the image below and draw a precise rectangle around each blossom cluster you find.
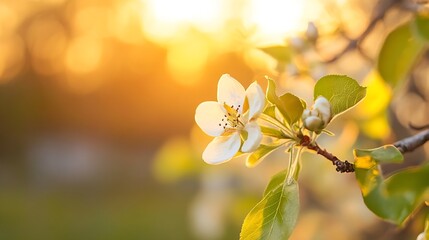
[195,74,332,165]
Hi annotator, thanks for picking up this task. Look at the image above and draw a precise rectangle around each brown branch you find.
[299,135,355,173]
[393,129,429,153]
[299,129,429,174]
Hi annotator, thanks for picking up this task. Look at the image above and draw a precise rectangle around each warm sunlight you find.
[140,0,310,86]
[140,0,308,44]
[3,0,429,239]
[245,0,306,43]
[140,0,223,43]
[166,35,210,86]
[65,36,102,74]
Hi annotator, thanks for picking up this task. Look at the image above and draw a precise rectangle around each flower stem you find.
[299,135,355,173]
[259,113,295,138]
[286,147,294,182]
[286,146,303,185]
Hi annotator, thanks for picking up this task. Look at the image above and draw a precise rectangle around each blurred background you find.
[0,0,428,239]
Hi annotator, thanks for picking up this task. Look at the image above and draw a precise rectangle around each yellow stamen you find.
[221,102,244,130]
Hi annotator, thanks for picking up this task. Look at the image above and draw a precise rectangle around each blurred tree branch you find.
[394,129,429,153]
[325,0,407,63]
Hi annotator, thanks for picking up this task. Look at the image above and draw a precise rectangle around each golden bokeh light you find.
[72,5,111,37]
[0,2,24,82]
[65,36,103,74]
[110,1,145,44]
[0,35,24,82]
[166,35,211,86]
[0,2,19,37]
[26,16,67,75]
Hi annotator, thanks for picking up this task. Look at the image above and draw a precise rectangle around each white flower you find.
[302,96,331,132]
[195,74,265,164]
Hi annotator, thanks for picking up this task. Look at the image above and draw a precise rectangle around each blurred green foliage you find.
[355,146,429,225]
[378,15,429,87]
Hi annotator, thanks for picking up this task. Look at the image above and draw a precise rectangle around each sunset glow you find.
[245,0,306,43]
[141,0,308,44]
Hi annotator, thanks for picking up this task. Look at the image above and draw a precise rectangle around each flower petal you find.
[241,121,262,152]
[304,116,323,131]
[314,96,331,123]
[202,132,241,164]
[217,74,245,113]
[302,109,311,119]
[195,101,226,137]
[246,81,265,119]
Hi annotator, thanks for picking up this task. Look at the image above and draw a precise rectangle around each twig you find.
[300,135,355,173]
[393,129,429,153]
[325,0,400,63]
[298,129,429,174]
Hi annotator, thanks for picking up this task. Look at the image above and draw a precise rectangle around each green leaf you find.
[378,20,425,86]
[413,15,429,41]
[263,170,287,196]
[354,146,429,224]
[266,77,280,104]
[240,180,299,240]
[246,142,284,167]
[314,75,366,117]
[354,145,403,164]
[263,106,277,119]
[260,46,291,63]
[279,93,305,124]
[260,126,286,138]
[266,77,305,124]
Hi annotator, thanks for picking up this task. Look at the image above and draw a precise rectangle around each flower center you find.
[218,103,244,131]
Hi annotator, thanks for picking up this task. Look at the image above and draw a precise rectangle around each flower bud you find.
[314,96,331,124]
[302,109,311,119]
[303,116,323,132]
[301,96,332,133]
[306,22,318,42]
